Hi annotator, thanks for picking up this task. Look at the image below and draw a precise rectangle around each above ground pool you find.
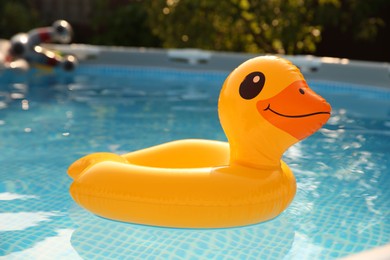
[0,62,389,259]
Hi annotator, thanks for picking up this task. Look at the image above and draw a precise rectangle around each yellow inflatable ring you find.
[68,56,331,228]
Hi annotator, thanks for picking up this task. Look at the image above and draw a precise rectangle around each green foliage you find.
[314,0,386,41]
[1,0,386,57]
[0,0,40,38]
[146,0,324,54]
[144,0,387,55]
[90,0,161,47]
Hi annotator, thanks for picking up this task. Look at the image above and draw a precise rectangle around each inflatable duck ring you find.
[68,56,331,228]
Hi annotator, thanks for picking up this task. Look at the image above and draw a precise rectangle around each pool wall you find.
[46,44,390,89]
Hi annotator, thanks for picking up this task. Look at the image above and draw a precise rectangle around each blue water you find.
[0,66,389,259]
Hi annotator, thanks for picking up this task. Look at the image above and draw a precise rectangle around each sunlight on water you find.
[0,212,62,232]
[3,229,81,260]
[0,192,39,201]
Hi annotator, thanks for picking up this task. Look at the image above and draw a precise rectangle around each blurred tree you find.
[2,0,386,60]
[147,0,323,54]
[145,0,388,56]
[90,0,161,47]
[0,0,41,39]
[314,0,389,60]
[314,0,386,41]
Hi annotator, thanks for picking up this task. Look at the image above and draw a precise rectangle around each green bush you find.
[144,0,387,55]
[1,0,387,60]
[90,0,161,47]
[0,1,40,39]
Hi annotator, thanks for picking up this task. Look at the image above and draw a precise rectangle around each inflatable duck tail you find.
[68,153,128,180]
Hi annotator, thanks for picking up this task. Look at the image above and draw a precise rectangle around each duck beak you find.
[257,80,331,140]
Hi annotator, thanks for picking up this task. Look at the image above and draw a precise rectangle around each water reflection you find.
[0,211,61,232]
[4,229,81,259]
[282,106,390,258]
[69,207,295,259]
[0,192,38,201]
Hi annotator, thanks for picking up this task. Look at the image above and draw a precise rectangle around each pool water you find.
[0,66,389,259]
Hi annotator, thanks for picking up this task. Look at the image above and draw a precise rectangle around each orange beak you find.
[257,80,331,140]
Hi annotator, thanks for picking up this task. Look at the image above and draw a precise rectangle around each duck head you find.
[218,56,331,168]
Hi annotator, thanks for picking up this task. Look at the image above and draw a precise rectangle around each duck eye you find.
[239,72,265,100]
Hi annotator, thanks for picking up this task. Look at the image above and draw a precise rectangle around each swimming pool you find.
[0,64,389,259]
